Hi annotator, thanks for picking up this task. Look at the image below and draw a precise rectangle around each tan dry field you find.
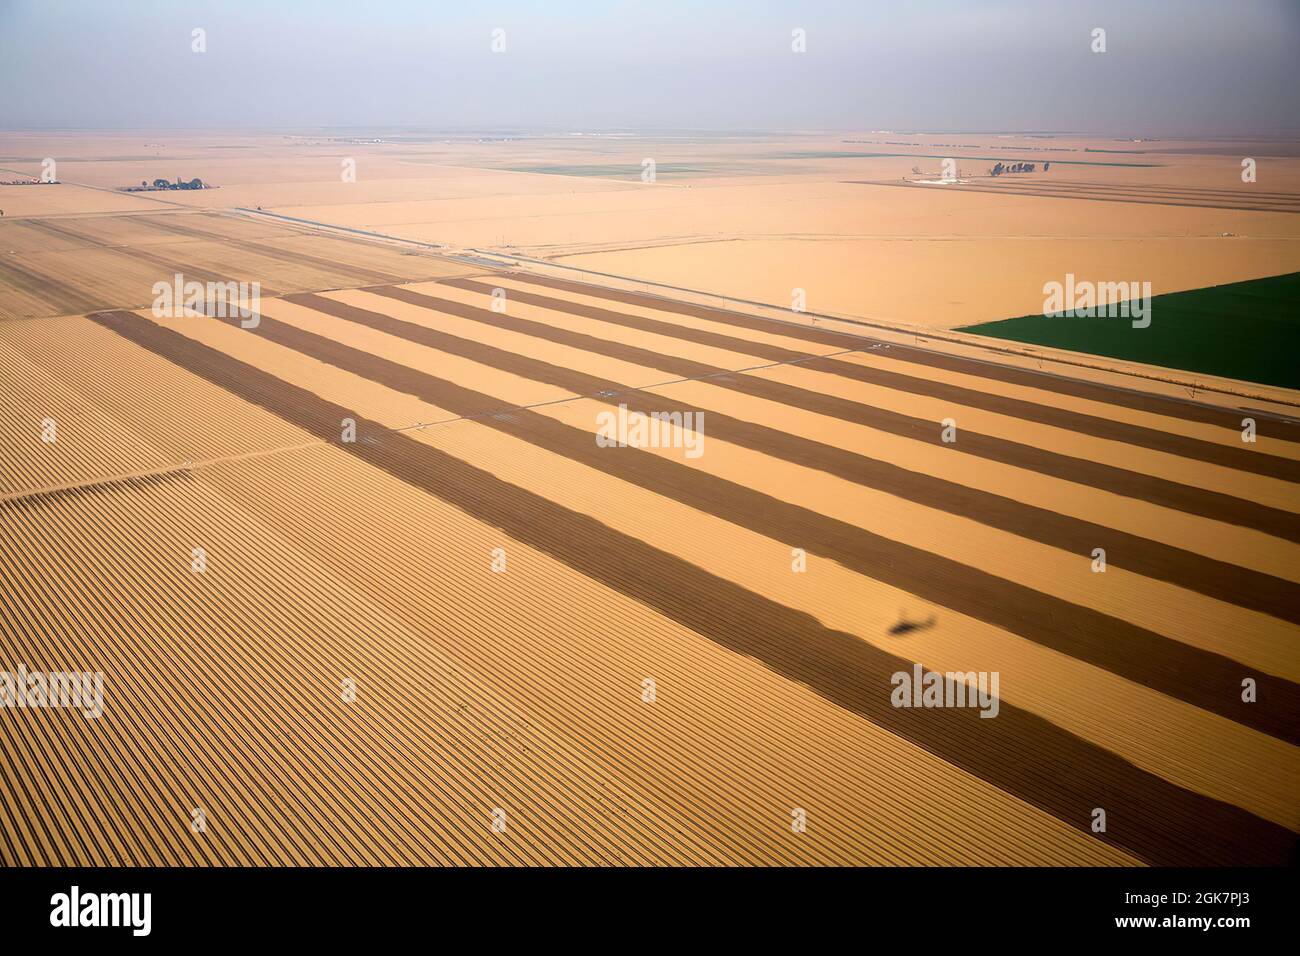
[6,129,1300,325]
[1,130,1298,866]
[0,209,473,320]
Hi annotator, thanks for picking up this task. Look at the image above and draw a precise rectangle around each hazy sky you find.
[1,0,1296,133]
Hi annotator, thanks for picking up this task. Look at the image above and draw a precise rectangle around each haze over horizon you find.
[2,0,1297,135]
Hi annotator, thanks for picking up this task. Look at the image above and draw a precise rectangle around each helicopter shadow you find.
[888,611,938,636]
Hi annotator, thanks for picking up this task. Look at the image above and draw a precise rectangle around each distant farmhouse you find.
[120,177,213,192]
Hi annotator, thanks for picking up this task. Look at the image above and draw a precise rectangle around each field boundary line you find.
[181,205,1300,412]
[480,253,1300,414]
[0,308,869,501]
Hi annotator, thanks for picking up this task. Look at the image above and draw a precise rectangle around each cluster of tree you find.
[134,177,206,191]
[989,161,1049,176]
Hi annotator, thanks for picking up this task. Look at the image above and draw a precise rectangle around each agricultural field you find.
[3,252,1300,865]
[1,128,1298,869]
[963,271,1300,389]
[6,129,1300,327]
[0,208,473,320]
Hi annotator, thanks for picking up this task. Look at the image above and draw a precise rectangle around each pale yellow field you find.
[6,130,1298,326]
[1,129,1297,867]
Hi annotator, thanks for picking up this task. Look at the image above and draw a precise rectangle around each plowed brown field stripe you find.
[497,272,1300,443]
[986,179,1300,202]
[445,278,1297,483]
[85,308,1299,866]
[197,305,1300,742]
[1037,180,1300,200]
[0,253,101,314]
[9,218,102,250]
[18,218,281,299]
[138,215,408,286]
[364,285,1300,542]
[941,185,1300,209]
[287,291,1300,624]
[852,180,1300,214]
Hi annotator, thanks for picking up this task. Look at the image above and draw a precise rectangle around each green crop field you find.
[960,272,1300,389]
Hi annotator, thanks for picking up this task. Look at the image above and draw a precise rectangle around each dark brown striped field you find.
[0,211,473,319]
[857,178,1300,214]
[2,266,1297,865]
